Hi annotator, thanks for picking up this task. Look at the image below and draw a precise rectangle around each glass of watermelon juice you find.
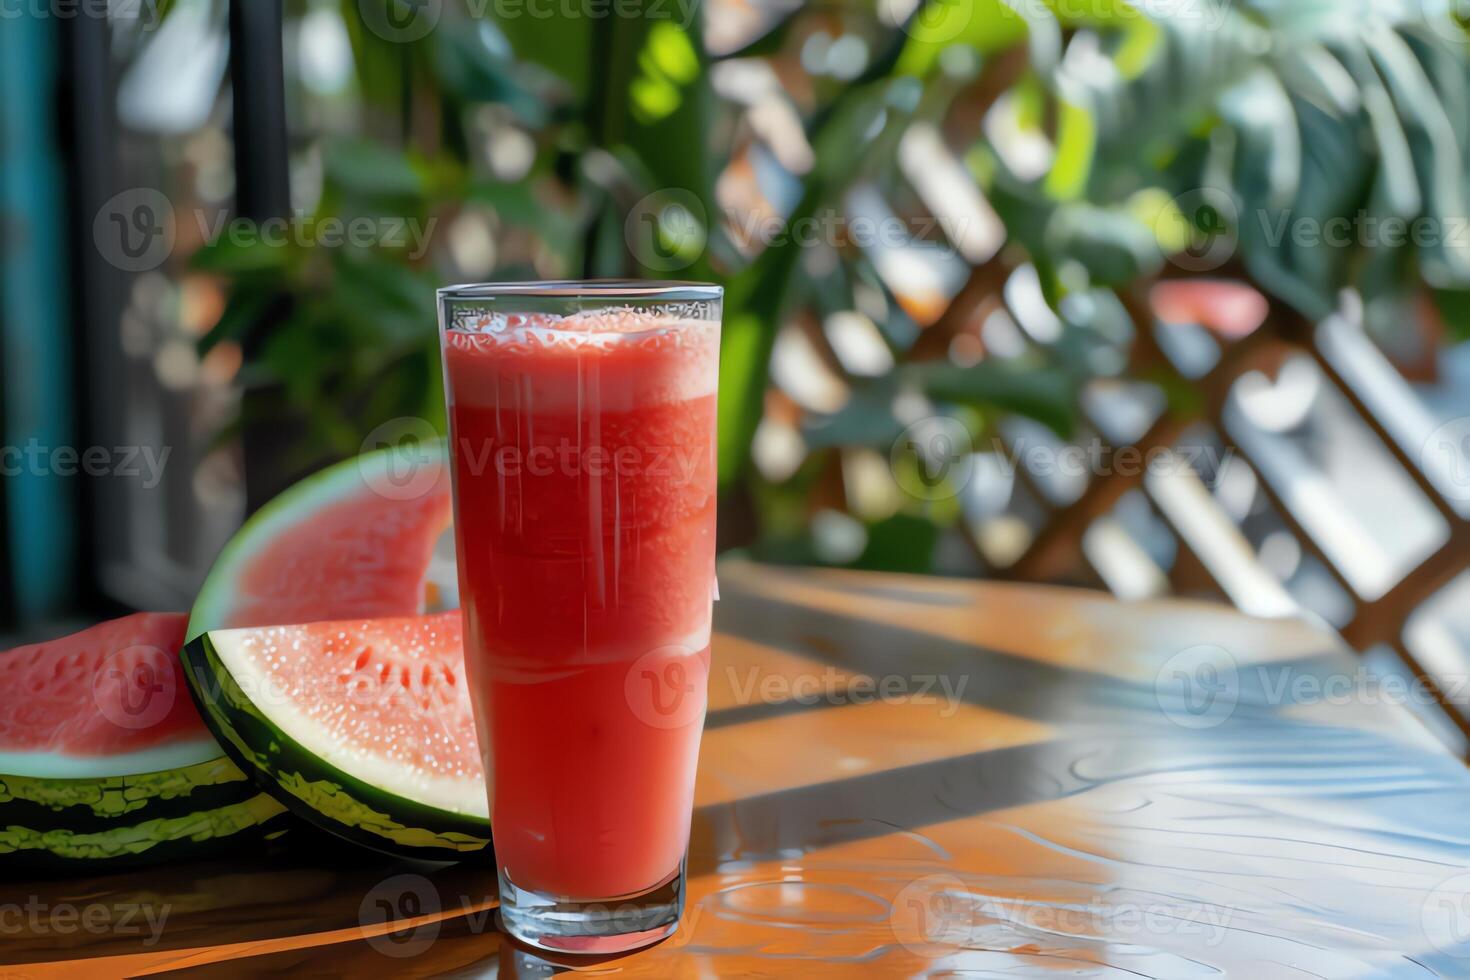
[438,281,721,954]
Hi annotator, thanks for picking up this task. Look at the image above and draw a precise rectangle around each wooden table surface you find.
[7,561,1470,977]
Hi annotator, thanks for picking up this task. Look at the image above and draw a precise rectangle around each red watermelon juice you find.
[439,282,720,952]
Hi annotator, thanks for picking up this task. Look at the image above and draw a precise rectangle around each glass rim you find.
[438,279,723,302]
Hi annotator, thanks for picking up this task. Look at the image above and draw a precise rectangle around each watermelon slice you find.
[184,439,485,860]
[187,440,454,636]
[0,613,288,869]
[184,612,489,860]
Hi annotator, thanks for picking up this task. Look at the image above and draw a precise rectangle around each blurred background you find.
[5,0,1470,747]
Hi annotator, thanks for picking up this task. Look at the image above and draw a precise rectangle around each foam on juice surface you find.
[444,310,719,412]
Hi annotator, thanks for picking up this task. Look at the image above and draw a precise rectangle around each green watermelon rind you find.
[0,622,273,867]
[0,756,256,827]
[182,631,490,862]
[0,791,290,871]
[186,439,450,643]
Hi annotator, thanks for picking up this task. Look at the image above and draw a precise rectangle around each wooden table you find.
[8,562,1470,977]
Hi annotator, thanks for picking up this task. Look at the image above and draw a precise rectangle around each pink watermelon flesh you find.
[0,613,207,757]
[228,484,452,629]
[211,611,483,812]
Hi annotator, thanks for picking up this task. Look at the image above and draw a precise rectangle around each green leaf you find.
[338,0,419,111]
[1047,203,1162,284]
[1044,97,1097,200]
[432,24,555,127]
[803,378,904,451]
[197,287,275,357]
[190,232,292,275]
[328,253,437,349]
[260,312,336,406]
[716,312,767,484]
[324,139,426,201]
[1432,287,1470,343]
[913,360,1076,437]
[851,514,941,573]
[490,0,594,97]
[896,0,1031,77]
[710,8,801,60]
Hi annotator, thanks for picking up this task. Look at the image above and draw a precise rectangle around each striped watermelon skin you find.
[0,756,254,830]
[182,621,490,863]
[0,614,286,870]
[0,793,291,873]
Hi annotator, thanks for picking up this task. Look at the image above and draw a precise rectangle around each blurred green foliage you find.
[197,0,1470,568]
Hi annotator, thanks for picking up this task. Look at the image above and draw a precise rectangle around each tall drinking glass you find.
[437,281,721,954]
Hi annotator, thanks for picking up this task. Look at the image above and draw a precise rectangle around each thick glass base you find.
[496,860,685,954]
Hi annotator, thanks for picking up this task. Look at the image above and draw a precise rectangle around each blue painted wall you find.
[0,13,77,623]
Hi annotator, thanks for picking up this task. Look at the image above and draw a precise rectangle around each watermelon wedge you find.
[187,439,454,636]
[184,439,485,860]
[184,613,488,860]
[0,613,288,869]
